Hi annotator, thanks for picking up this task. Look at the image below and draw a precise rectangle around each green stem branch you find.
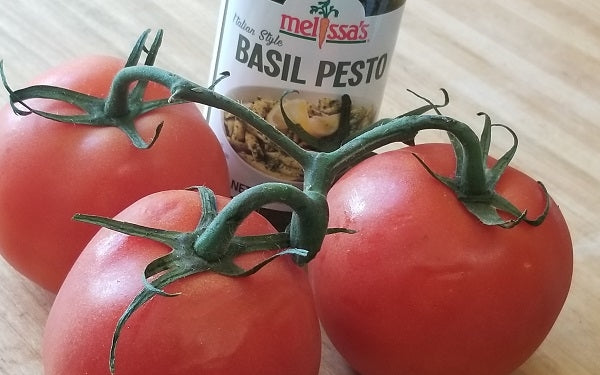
[105,66,313,166]
[312,115,487,196]
[195,182,327,262]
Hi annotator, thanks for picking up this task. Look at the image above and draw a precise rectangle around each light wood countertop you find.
[0,1,598,374]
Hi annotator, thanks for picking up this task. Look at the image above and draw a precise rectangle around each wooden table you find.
[0,1,598,374]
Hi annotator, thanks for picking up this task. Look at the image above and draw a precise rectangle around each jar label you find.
[207,0,404,210]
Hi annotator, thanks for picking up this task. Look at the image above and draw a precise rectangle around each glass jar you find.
[207,0,406,229]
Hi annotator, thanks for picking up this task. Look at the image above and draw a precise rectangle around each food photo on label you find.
[0,1,599,375]
[223,89,374,182]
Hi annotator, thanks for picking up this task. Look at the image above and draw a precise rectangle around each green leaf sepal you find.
[0,29,182,148]
[413,112,550,228]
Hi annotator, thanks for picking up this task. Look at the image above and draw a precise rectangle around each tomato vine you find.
[2,29,551,373]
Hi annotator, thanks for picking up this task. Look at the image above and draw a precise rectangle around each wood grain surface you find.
[0,1,598,374]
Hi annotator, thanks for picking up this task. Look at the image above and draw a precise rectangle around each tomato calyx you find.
[414,112,550,228]
[0,29,181,149]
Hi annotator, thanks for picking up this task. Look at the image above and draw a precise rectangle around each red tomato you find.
[309,143,573,375]
[0,55,229,292]
[43,189,321,375]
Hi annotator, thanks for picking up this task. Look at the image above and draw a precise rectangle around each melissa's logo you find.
[279,0,369,48]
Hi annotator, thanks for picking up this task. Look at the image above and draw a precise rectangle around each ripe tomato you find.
[43,189,321,375]
[309,143,573,375]
[0,55,229,292]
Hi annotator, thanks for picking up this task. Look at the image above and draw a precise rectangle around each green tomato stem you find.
[105,65,314,167]
[105,63,545,228]
[329,115,488,196]
[194,182,327,262]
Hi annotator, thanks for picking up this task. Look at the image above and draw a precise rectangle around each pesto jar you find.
[207,0,406,229]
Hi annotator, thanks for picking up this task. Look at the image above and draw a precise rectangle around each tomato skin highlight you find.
[309,143,573,375]
[43,189,321,375]
[0,56,230,293]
